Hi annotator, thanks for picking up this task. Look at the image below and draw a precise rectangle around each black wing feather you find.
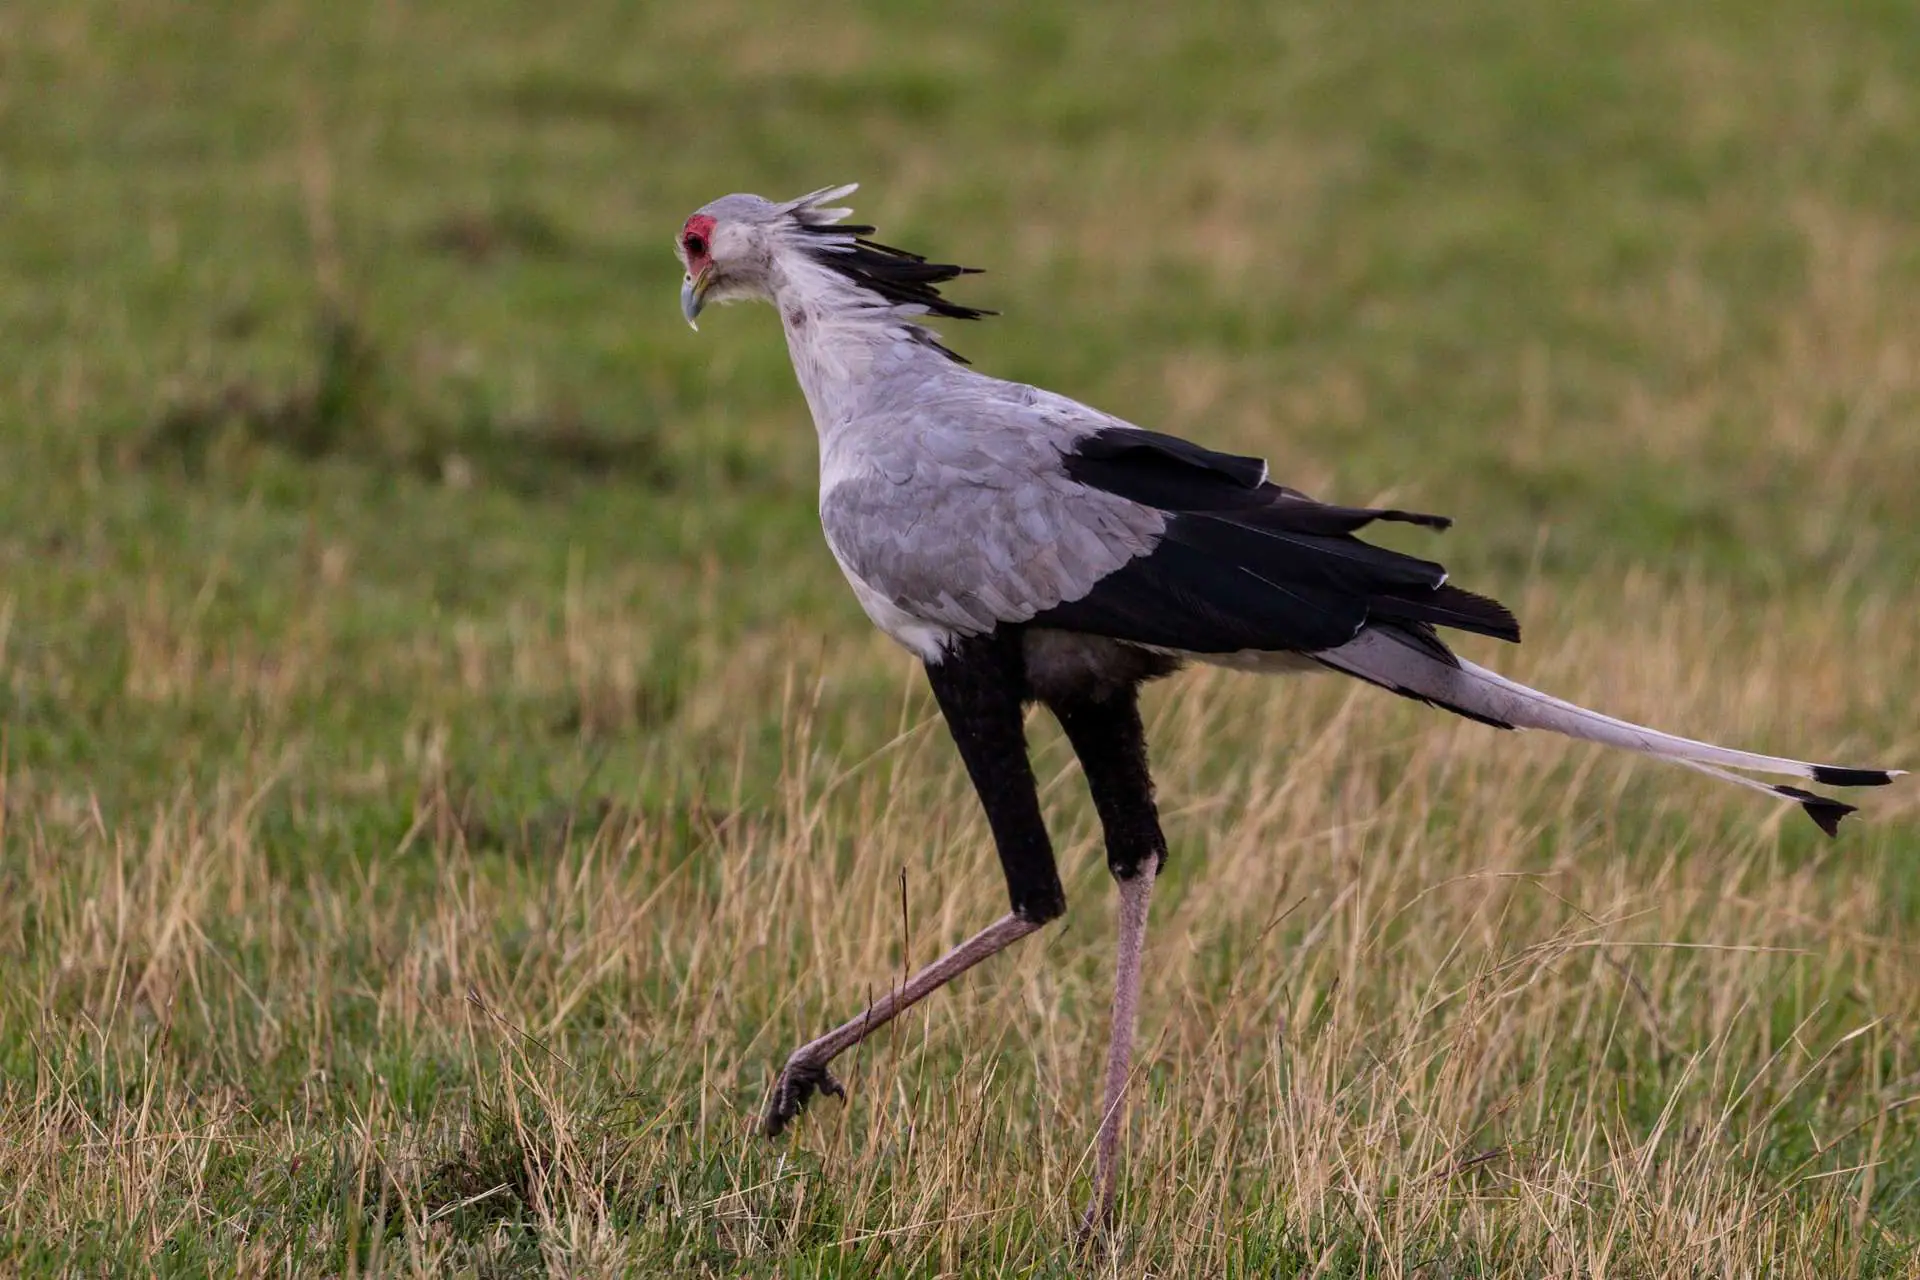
[1063,428,1453,531]
[1035,536,1371,653]
[1066,426,1271,495]
[1035,427,1520,656]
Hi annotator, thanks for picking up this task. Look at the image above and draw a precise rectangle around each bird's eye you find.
[684,233,708,257]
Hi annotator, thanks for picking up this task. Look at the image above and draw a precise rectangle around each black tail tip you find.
[1775,785,1858,838]
[1811,765,1900,788]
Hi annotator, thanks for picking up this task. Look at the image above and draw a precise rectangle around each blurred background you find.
[6,0,1917,808]
[4,2,1919,1272]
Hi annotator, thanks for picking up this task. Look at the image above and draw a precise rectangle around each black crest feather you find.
[795,224,993,321]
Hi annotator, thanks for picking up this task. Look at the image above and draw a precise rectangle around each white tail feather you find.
[1312,629,1899,787]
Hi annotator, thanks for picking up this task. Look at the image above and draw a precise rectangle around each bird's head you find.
[676,184,991,338]
[674,190,809,328]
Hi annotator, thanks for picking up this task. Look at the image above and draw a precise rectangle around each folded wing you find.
[1033,426,1519,656]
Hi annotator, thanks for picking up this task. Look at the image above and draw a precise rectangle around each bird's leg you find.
[1051,685,1166,1236]
[762,630,1065,1139]
[1086,858,1155,1233]
[764,912,1039,1135]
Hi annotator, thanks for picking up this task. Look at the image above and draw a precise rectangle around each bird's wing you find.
[821,383,1515,658]
[1028,424,1519,656]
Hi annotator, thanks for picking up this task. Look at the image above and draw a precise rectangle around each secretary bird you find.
[674,184,1899,1229]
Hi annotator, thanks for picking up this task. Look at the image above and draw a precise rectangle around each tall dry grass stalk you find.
[2,575,1915,1275]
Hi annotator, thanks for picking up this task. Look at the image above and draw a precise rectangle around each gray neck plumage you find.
[768,247,967,445]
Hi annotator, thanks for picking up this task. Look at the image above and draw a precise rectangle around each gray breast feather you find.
[820,445,1165,637]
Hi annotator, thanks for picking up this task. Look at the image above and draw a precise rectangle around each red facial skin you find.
[680,214,716,275]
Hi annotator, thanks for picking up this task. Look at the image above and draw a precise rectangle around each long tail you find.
[1308,628,1901,835]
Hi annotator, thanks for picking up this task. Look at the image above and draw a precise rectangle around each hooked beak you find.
[680,267,712,330]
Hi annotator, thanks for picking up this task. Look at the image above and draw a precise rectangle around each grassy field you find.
[4,0,1920,1273]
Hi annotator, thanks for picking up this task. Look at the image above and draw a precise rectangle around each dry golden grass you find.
[4,572,1914,1275]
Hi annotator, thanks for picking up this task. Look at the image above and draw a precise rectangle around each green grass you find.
[3,1,1919,1273]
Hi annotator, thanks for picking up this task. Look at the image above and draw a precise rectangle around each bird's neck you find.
[768,249,959,444]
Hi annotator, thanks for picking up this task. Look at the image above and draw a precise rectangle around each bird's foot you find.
[762,1055,846,1138]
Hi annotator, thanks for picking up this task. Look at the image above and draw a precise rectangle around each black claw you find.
[762,1059,846,1138]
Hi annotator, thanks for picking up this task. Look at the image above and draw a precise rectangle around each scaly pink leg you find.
[763,912,1043,1136]
[1082,857,1157,1233]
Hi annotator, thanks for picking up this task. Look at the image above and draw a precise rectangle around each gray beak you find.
[680,269,712,330]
